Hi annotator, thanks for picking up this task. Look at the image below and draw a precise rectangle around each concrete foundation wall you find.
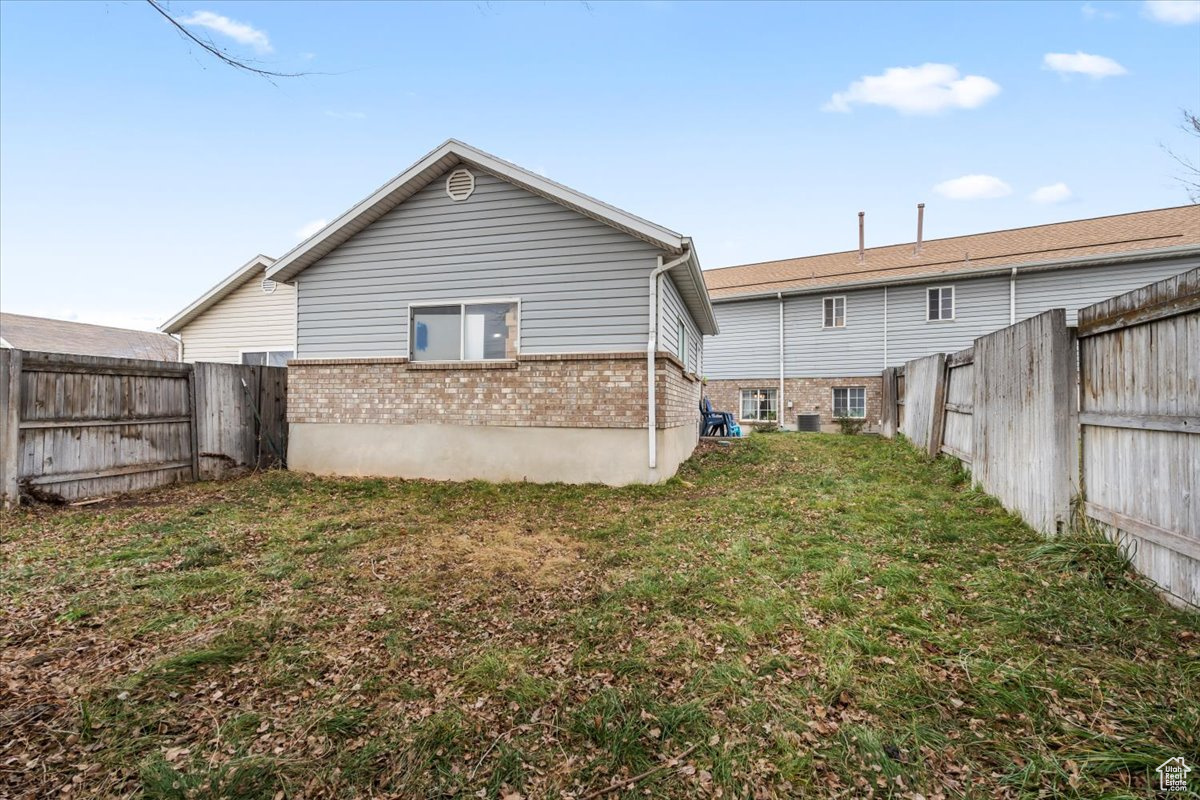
[289,422,698,486]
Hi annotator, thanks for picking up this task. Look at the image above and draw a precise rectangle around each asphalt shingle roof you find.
[0,313,179,361]
[704,205,1200,300]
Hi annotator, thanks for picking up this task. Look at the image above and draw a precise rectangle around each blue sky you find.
[1,0,1198,331]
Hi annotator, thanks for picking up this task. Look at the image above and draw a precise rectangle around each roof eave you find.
[708,243,1200,304]
[160,254,276,333]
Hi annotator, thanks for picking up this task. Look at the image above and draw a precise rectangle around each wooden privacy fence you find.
[0,350,287,506]
[1077,269,1198,608]
[880,269,1198,608]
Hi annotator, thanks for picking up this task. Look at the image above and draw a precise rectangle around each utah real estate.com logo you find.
[1157,756,1192,793]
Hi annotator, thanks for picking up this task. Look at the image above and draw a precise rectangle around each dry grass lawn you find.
[1,434,1197,799]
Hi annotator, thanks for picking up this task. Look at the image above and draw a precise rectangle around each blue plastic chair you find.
[701,397,734,437]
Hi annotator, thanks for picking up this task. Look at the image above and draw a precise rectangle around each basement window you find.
[832,386,866,418]
[740,388,778,422]
[410,301,518,362]
[823,296,846,328]
[927,286,955,321]
[241,349,293,367]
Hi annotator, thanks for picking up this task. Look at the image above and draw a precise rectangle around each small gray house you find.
[703,205,1200,431]
[266,139,717,485]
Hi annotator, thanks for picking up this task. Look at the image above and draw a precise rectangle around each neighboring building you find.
[266,139,717,486]
[0,312,179,361]
[160,254,297,365]
[703,205,1200,431]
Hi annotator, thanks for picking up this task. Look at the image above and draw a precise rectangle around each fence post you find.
[880,367,897,438]
[185,364,200,482]
[929,354,949,458]
[0,349,21,508]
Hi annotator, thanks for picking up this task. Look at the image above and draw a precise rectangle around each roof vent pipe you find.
[858,211,865,263]
[915,203,925,256]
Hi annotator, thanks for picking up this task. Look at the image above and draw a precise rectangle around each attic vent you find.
[261,278,277,295]
[446,168,476,201]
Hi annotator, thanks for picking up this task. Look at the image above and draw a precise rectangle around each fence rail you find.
[0,350,287,506]
[880,267,1198,609]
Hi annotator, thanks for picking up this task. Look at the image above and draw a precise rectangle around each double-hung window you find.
[241,349,293,367]
[740,388,778,422]
[823,296,846,328]
[927,286,955,321]
[410,301,518,362]
[832,386,866,419]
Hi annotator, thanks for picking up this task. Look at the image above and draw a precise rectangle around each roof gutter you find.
[708,243,1200,304]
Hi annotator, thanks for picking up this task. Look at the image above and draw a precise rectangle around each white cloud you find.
[181,10,273,53]
[1143,0,1200,23]
[1043,51,1128,78]
[1030,182,1073,204]
[823,63,1001,115]
[295,219,328,240]
[323,110,367,120]
[933,174,1013,200]
[1081,2,1118,19]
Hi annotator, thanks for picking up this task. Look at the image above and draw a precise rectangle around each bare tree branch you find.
[1162,108,1200,203]
[146,0,310,80]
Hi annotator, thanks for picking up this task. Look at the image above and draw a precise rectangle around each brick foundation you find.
[288,352,700,430]
[703,377,883,432]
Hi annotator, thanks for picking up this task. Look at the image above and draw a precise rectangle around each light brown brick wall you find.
[289,352,700,430]
[702,377,883,430]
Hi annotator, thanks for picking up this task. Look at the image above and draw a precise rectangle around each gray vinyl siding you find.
[1016,256,1200,325]
[884,276,1010,366]
[660,273,702,373]
[705,298,779,379]
[783,288,884,377]
[296,169,663,358]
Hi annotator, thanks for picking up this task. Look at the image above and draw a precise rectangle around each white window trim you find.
[406,297,522,362]
[822,295,847,329]
[238,346,296,366]
[676,315,688,364]
[739,387,779,422]
[926,285,956,322]
[831,386,867,419]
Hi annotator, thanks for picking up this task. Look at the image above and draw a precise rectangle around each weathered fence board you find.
[973,310,1078,537]
[0,351,287,506]
[898,353,945,455]
[880,367,898,438]
[194,362,288,479]
[940,348,974,466]
[1078,267,1198,608]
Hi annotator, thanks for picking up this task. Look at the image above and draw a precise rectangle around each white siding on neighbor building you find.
[1015,256,1200,325]
[660,273,702,372]
[179,271,296,363]
[296,169,668,358]
[706,298,780,379]
[784,287,885,377]
[705,254,1200,382]
[883,275,1011,366]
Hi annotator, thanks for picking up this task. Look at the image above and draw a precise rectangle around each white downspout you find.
[883,286,889,369]
[648,251,690,470]
[1009,267,1017,325]
[777,292,785,428]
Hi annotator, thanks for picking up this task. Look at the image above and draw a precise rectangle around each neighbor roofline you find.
[708,243,1200,304]
[160,254,276,333]
[703,204,1200,275]
[264,138,689,285]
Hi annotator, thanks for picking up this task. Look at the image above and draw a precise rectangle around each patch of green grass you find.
[2,434,1196,800]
